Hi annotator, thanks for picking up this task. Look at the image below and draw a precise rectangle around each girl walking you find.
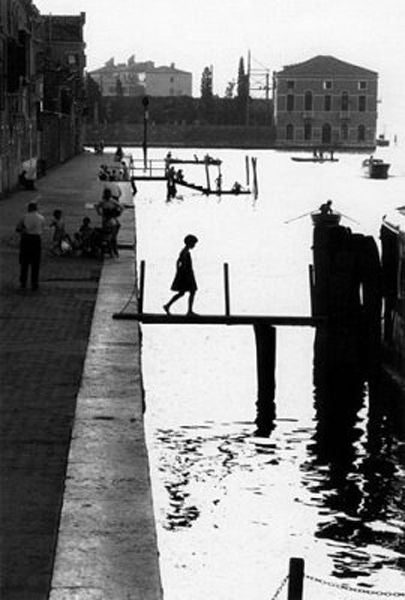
[163,234,198,315]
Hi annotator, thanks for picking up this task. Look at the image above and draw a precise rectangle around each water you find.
[130,146,405,599]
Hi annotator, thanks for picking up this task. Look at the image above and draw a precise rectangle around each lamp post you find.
[142,95,149,170]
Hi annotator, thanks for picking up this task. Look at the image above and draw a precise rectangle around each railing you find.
[269,558,405,599]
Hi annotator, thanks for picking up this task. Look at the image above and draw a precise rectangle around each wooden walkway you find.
[113,312,325,326]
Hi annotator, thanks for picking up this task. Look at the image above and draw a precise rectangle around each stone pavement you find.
[0,153,162,600]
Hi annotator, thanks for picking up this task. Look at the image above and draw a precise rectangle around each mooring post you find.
[138,260,145,314]
[245,155,250,186]
[205,160,211,192]
[253,323,276,436]
[251,156,258,199]
[287,557,305,600]
[223,263,230,316]
[308,264,315,316]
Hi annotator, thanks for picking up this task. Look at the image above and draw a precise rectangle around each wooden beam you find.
[112,312,325,326]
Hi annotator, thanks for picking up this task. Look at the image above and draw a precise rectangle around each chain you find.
[306,574,405,597]
[269,574,289,600]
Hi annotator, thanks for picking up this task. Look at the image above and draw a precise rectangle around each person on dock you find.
[114,145,124,162]
[15,200,45,290]
[163,234,198,315]
[319,199,333,214]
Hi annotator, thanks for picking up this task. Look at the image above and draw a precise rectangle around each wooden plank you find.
[112,312,325,326]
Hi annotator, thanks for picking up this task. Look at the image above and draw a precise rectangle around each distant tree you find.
[225,80,235,98]
[236,57,249,123]
[200,66,214,122]
[200,66,213,99]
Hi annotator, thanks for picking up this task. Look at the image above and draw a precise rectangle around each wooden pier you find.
[113,260,324,436]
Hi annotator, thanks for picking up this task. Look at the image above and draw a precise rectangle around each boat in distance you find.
[362,157,390,179]
[291,156,339,163]
[311,211,342,226]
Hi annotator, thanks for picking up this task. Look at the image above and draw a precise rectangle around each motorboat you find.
[362,157,390,179]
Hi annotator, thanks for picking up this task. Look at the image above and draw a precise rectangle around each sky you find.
[34,0,405,139]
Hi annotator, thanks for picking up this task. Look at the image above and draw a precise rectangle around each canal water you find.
[130,145,405,599]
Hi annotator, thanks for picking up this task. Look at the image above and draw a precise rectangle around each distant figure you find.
[176,169,184,182]
[232,181,242,194]
[330,149,334,160]
[15,200,45,290]
[96,188,123,257]
[114,145,123,162]
[74,217,95,256]
[215,173,222,194]
[313,148,318,158]
[319,200,333,214]
[167,166,177,200]
[163,234,198,315]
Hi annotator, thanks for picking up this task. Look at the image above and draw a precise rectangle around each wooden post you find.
[138,260,145,314]
[205,160,211,192]
[287,557,305,600]
[308,264,315,316]
[245,155,250,187]
[223,263,230,316]
[251,157,258,199]
[253,324,276,436]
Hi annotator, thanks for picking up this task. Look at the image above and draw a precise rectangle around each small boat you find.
[362,157,390,179]
[311,211,342,226]
[376,134,390,147]
[291,156,339,163]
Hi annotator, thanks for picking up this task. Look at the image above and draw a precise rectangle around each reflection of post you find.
[253,324,276,436]
[223,263,230,316]
[142,96,149,170]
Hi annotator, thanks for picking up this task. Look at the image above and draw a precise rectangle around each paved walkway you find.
[0,153,162,600]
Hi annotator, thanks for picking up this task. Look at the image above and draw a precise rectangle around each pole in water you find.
[138,260,145,314]
[287,557,305,600]
[245,155,250,187]
[253,324,276,436]
[223,262,230,316]
[142,96,149,170]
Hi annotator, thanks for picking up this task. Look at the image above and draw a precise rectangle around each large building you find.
[88,56,192,97]
[273,55,378,150]
[0,2,86,195]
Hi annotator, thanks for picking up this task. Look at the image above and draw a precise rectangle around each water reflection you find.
[301,328,405,580]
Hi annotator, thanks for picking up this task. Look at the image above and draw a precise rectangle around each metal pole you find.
[223,263,230,316]
[287,557,305,600]
[142,96,149,171]
[138,260,145,314]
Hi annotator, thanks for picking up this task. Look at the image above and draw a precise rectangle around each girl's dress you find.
[171,247,197,292]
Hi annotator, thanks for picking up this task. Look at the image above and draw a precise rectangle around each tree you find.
[200,66,214,122]
[200,66,213,99]
[236,57,249,123]
[225,80,235,98]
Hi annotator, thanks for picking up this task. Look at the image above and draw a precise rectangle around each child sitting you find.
[74,216,95,256]
[50,209,72,255]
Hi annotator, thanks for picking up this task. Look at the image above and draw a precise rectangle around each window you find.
[341,122,348,140]
[286,123,294,140]
[304,121,312,140]
[358,124,366,141]
[287,94,294,111]
[322,123,332,144]
[287,80,295,89]
[304,91,313,111]
[324,95,331,111]
[341,91,349,111]
[359,95,366,111]
[358,81,367,90]
[323,80,332,90]
[67,53,78,66]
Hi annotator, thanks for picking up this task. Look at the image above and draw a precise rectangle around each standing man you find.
[16,200,45,290]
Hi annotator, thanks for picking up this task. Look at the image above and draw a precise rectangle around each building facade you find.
[273,55,378,150]
[0,2,86,196]
[89,56,192,97]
